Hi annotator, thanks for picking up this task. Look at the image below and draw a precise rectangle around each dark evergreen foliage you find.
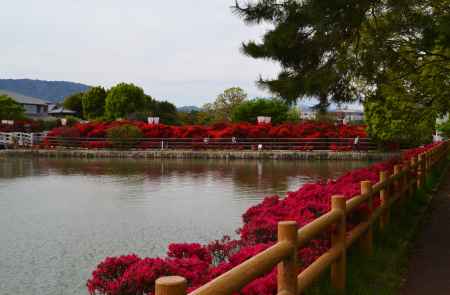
[233,0,450,116]
[63,93,84,117]
[233,0,367,112]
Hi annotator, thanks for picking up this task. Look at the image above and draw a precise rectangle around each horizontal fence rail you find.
[41,136,375,151]
[155,141,449,295]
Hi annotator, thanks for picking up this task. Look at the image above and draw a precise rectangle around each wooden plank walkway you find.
[401,169,450,295]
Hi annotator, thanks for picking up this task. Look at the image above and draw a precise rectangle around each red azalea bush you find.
[44,120,367,140]
[44,120,367,149]
[87,142,442,295]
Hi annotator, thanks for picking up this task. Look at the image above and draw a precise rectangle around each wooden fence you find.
[154,141,449,295]
[43,137,375,151]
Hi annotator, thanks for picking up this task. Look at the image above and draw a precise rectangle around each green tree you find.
[204,87,248,122]
[352,1,450,119]
[233,1,361,113]
[231,98,289,124]
[364,92,436,147]
[126,95,155,122]
[82,86,107,119]
[63,92,84,118]
[0,95,25,120]
[153,100,179,125]
[127,95,180,125]
[105,83,146,119]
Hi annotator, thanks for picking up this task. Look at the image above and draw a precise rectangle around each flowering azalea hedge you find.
[87,143,440,295]
[44,121,367,150]
[46,121,366,139]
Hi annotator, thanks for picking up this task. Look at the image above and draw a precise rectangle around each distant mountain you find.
[0,79,91,103]
[0,89,50,105]
[177,105,201,112]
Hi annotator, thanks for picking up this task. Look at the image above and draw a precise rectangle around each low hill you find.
[0,89,50,105]
[0,79,91,103]
[177,106,201,112]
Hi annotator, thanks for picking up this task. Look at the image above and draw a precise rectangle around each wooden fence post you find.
[431,149,435,168]
[393,165,402,199]
[331,195,346,292]
[417,154,424,188]
[411,156,418,194]
[360,181,373,256]
[441,143,449,169]
[431,150,434,168]
[156,276,187,295]
[379,171,389,230]
[432,148,436,168]
[277,221,298,295]
[403,161,411,198]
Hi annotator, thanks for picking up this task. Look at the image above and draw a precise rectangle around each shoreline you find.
[0,148,399,161]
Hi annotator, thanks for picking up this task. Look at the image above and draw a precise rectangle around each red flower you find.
[45,121,368,149]
[86,133,443,295]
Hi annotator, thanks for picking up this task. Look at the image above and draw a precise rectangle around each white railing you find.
[0,132,47,147]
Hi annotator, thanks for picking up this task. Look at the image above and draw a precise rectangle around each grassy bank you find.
[305,160,448,295]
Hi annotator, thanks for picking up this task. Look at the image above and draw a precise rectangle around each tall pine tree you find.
[234,0,450,115]
[233,0,371,113]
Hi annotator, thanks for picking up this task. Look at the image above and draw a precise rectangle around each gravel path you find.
[401,169,450,295]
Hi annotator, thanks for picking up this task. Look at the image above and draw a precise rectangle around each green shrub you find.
[106,124,143,149]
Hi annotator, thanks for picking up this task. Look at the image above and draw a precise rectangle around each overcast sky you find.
[1,0,284,106]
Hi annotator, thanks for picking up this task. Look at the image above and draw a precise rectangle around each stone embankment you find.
[0,149,398,161]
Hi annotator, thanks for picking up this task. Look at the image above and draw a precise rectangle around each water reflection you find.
[0,157,368,195]
[0,157,370,295]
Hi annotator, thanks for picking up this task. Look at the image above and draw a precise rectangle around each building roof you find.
[0,89,50,106]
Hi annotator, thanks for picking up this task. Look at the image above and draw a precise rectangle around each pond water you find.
[0,157,371,294]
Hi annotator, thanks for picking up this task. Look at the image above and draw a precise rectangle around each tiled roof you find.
[0,89,50,105]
